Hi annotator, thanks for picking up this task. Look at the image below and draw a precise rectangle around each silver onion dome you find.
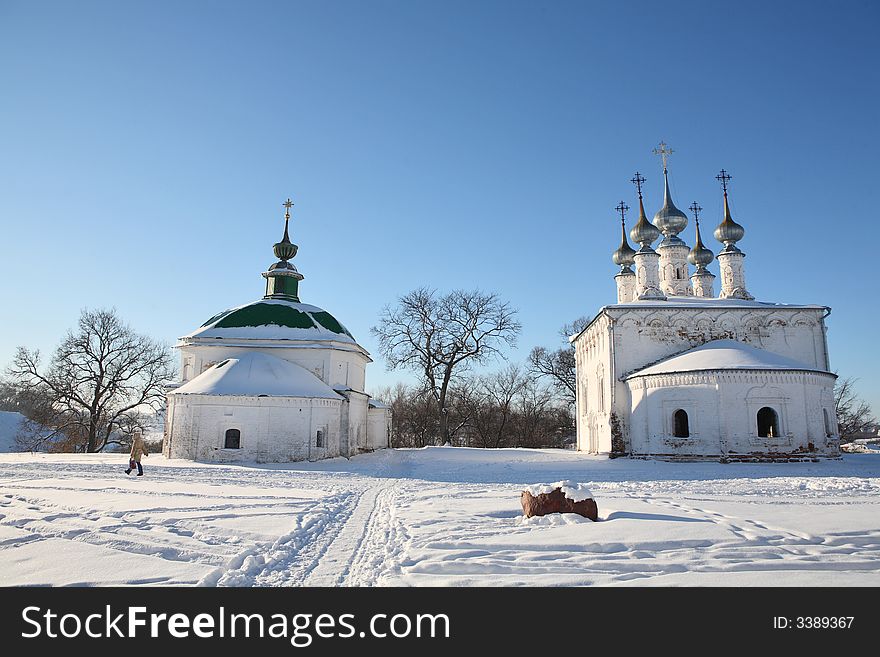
[612,220,636,269]
[653,170,689,237]
[688,218,714,269]
[630,197,661,248]
[714,192,745,250]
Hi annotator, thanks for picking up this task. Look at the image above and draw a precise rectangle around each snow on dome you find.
[170,351,344,399]
[180,298,356,344]
[624,339,834,380]
[523,480,593,502]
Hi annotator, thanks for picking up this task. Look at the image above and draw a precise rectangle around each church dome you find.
[713,172,745,249]
[630,197,661,247]
[653,171,688,237]
[612,214,636,269]
[687,217,714,268]
[179,198,358,346]
[182,298,356,344]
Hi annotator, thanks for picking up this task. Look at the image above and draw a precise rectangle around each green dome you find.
[183,299,356,343]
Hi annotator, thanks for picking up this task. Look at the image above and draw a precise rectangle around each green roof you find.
[185,299,356,343]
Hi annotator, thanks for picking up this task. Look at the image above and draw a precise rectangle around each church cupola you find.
[687,201,716,297]
[713,171,753,300]
[612,201,637,303]
[629,172,665,300]
[262,198,305,301]
[651,142,691,296]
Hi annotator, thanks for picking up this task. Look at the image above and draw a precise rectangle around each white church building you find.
[163,199,390,463]
[571,146,839,462]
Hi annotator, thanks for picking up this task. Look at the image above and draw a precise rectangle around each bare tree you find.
[835,377,877,441]
[528,316,590,406]
[7,308,175,452]
[372,288,521,445]
[466,366,528,448]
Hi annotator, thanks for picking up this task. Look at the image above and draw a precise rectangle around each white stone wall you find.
[614,272,636,303]
[573,314,614,454]
[657,243,691,296]
[717,251,752,300]
[626,370,839,459]
[690,271,715,298]
[368,407,392,451]
[164,395,343,463]
[572,304,832,457]
[633,251,664,299]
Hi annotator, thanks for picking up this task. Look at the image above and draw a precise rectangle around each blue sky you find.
[1,0,878,409]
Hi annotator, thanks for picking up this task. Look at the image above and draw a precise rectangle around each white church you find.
[571,145,840,461]
[163,199,391,463]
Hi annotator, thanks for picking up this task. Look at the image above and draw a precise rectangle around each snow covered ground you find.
[1,447,879,587]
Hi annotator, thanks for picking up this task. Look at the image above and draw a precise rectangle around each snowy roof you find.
[369,399,390,409]
[606,296,829,310]
[623,339,835,380]
[169,352,344,399]
[180,298,357,345]
[571,296,830,343]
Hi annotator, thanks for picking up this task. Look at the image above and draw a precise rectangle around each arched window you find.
[224,428,241,449]
[823,409,833,437]
[757,407,779,438]
[673,409,689,438]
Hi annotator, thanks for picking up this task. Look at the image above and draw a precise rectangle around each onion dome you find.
[713,170,745,252]
[653,169,689,240]
[630,196,661,249]
[687,215,714,269]
[612,229,636,269]
[612,202,636,271]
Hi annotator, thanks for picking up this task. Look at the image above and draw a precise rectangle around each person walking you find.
[125,432,149,476]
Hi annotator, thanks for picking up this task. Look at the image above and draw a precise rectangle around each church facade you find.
[163,199,390,463]
[572,148,839,461]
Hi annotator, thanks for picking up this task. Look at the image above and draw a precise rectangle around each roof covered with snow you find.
[180,298,357,344]
[169,352,344,399]
[623,339,835,380]
[606,296,829,310]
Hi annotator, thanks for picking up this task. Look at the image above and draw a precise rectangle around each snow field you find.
[1,448,879,586]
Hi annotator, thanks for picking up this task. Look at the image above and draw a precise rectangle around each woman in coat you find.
[125,433,149,476]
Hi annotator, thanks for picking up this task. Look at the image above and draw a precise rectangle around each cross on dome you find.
[653,141,674,172]
[716,169,732,195]
[630,172,646,198]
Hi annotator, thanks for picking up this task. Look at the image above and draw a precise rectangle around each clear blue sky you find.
[1,0,878,410]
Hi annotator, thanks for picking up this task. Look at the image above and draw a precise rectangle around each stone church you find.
[571,145,839,461]
[163,199,390,463]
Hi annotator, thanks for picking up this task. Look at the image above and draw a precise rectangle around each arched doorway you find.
[673,409,690,438]
[757,407,779,438]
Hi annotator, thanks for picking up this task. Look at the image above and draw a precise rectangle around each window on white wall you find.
[823,409,833,437]
[757,407,779,438]
[316,430,325,448]
[224,429,241,449]
[673,409,690,438]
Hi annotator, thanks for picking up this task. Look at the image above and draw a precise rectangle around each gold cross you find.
[283,198,293,220]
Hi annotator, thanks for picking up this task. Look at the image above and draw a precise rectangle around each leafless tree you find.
[372,288,521,445]
[834,377,877,442]
[7,308,175,452]
[528,316,590,406]
[466,365,529,448]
